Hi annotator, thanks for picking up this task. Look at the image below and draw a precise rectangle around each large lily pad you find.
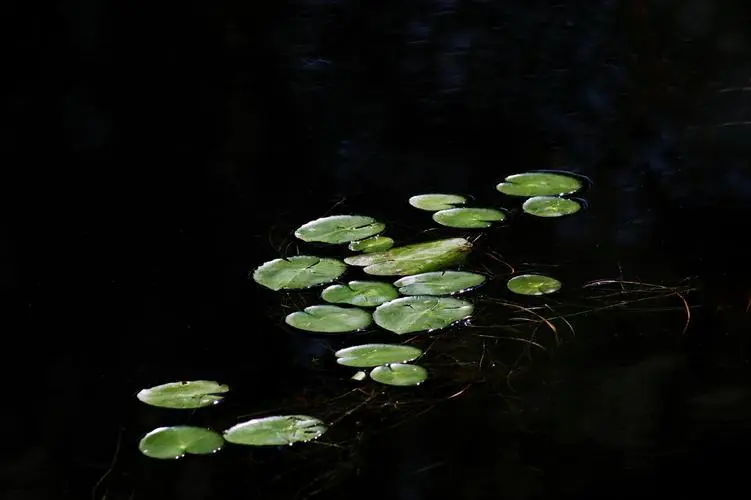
[373,296,474,334]
[224,415,327,446]
[496,172,583,197]
[507,274,562,295]
[136,380,229,409]
[138,426,224,459]
[394,271,486,296]
[252,256,347,291]
[432,208,506,229]
[348,235,394,253]
[335,343,423,367]
[409,193,467,211]
[285,305,372,333]
[294,215,385,244]
[370,364,428,386]
[522,196,581,217]
[322,281,399,307]
[344,238,472,276]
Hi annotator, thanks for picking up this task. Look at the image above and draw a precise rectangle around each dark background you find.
[4,1,751,499]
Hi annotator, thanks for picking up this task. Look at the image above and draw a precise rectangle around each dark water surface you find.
[6,1,751,499]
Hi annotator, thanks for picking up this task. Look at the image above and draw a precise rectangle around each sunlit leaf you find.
[294,215,385,244]
[139,426,224,459]
[136,380,229,409]
[322,281,399,307]
[496,171,582,197]
[522,196,582,217]
[373,296,474,334]
[394,271,486,296]
[369,364,428,386]
[224,415,327,446]
[507,274,562,295]
[432,207,506,229]
[335,343,423,367]
[285,305,372,333]
[348,235,394,253]
[344,238,472,276]
[252,256,347,291]
[408,193,467,211]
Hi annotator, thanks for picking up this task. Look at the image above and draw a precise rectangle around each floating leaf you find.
[496,172,582,197]
[252,256,346,291]
[409,193,467,211]
[352,371,367,381]
[322,281,398,307]
[285,305,372,333]
[373,296,474,334]
[349,235,394,253]
[370,364,428,386]
[224,415,327,446]
[507,274,562,295]
[522,196,582,217]
[335,343,423,368]
[394,271,486,296]
[136,380,229,409]
[139,426,224,459]
[344,238,472,276]
[432,208,506,229]
[294,215,385,244]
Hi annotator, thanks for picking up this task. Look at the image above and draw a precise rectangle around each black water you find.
[6,1,751,499]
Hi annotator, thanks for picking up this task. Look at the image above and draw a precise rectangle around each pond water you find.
[6,1,751,499]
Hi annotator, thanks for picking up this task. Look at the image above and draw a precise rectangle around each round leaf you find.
[370,364,428,386]
[507,274,562,295]
[139,426,224,459]
[294,215,385,244]
[522,196,582,217]
[285,305,372,333]
[432,208,506,229]
[136,380,229,409]
[394,271,486,296]
[409,193,467,211]
[335,343,423,368]
[322,281,399,307]
[252,256,347,291]
[344,238,472,276]
[496,172,583,197]
[349,235,394,253]
[224,415,327,446]
[373,296,474,334]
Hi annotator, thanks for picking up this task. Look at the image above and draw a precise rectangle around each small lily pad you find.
[432,208,506,229]
[370,364,428,386]
[344,238,472,276]
[294,215,385,244]
[394,271,486,296]
[252,256,347,291]
[496,172,583,197]
[507,274,562,295]
[335,343,423,367]
[522,196,582,217]
[409,194,467,211]
[224,415,327,446]
[348,236,394,253]
[373,296,474,334]
[139,426,224,459]
[136,380,229,409]
[322,281,399,307]
[285,305,372,333]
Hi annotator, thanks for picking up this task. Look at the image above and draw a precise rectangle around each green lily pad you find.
[370,364,428,386]
[394,271,486,296]
[224,415,327,446]
[335,343,423,368]
[285,305,372,333]
[294,215,385,244]
[409,193,467,211]
[136,380,229,409]
[507,274,562,295]
[252,256,347,291]
[322,281,399,307]
[496,172,583,197]
[348,235,394,253]
[432,208,506,229]
[138,426,224,459]
[522,196,582,217]
[373,296,474,334]
[344,238,472,276]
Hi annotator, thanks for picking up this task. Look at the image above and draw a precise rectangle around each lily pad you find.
[335,343,423,368]
[285,305,372,333]
[224,415,327,446]
[136,380,229,409]
[322,281,399,307]
[373,296,474,334]
[409,193,467,211]
[294,215,385,244]
[370,364,428,386]
[496,172,583,197]
[344,238,472,276]
[252,256,347,291]
[522,196,582,217]
[394,271,486,296]
[348,235,394,253]
[507,274,562,295]
[432,208,506,229]
[138,426,224,459]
